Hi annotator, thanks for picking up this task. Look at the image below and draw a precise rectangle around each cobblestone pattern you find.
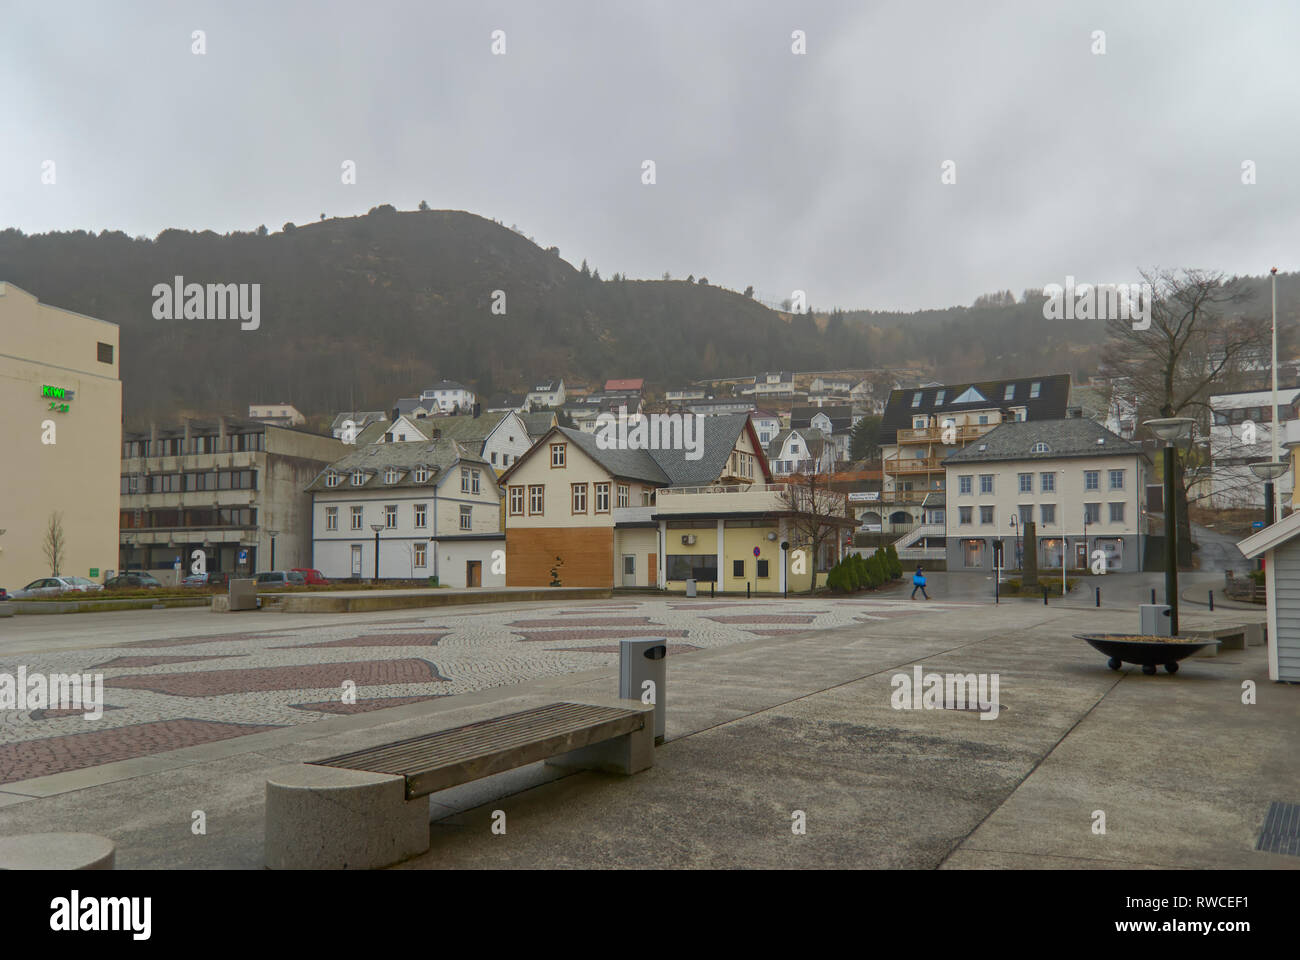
[0,596,977,783]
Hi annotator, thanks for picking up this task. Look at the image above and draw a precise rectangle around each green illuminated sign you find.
[40,384,74,413]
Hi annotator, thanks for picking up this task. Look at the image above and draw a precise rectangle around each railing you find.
[894,523,944,551]
[898,545,946,561]
[1224,571,1266,603]
[895,424,991,443]
[883,456,945,474]
[658,483,787,496]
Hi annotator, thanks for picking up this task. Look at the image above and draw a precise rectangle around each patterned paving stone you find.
[104,659,448,697]
[0,718,283,785]
[119,632,287,648]
[290,695,445,715]
[513,629,691,643]
[29,704,124,721]
[271,633,450,649]
[548,643,701,656]
[704,614,826,624]
[506,617,661,628]
[88,654,242,669]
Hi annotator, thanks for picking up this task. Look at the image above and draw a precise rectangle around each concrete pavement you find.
[0,595,1292,869]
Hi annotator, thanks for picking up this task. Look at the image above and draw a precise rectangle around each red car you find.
[291,568,330,585]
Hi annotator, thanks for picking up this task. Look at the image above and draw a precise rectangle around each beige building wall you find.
[0,283,121,586]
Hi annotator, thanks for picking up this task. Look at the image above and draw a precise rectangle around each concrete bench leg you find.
[545,720,654,777]
[0,833,115,869]
[1245,623,1266,647]
[265,765,429,870]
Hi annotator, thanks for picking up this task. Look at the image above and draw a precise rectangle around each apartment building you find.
[791,404,860,461]
[500,415,850,591]
[1209,388,1300,508]
[942,417,1148,571]
[248,402,306,427]
[879,374,1072,530]
[308,439,502,586]
[525,378,565,410]
[420,380,476,414]
[356,409,538,473]
[0,283,121,588]
[331,410,387,441]
[119,418,346,579]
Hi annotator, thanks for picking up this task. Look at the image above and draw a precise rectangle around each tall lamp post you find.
[1145,417,1196,635]
[369,523,384,584]
[1009,514,1020,570]
[268,529,279,571]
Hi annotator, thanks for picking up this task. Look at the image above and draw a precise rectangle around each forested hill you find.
[0,206,1170,424]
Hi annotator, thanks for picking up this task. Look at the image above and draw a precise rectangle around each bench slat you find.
[310,702,645,799]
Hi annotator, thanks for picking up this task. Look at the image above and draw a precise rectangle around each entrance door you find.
[351,544,362,577]
[622,554,636,586]
[466,561,482,587]
[647,553,657,587]
[963,539,985,568]
[1075,541,1088,569]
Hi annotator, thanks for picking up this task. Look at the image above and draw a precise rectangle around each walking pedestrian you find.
[911,565,929,600]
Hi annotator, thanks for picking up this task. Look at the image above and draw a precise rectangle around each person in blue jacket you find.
[911,565,929,600]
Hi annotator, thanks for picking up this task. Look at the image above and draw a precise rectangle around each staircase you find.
[894,523,945,560]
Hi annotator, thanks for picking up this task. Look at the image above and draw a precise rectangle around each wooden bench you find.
[265,699,653,870]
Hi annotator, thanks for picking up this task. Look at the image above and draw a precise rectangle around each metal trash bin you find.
[1139,603,1172,637]
[229,578,258,612]
[620,637,667,744]
[685,578,697,598]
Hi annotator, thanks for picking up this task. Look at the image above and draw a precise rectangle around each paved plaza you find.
[0,587,973,785]
[0,587,1294,870]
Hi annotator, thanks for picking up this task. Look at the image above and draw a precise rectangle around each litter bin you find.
[620,637,667,744]
[685,578,697,598]
[1139,603,1172,637]
[229,578,258,612]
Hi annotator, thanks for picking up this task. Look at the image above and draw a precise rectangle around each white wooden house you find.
[1237,515,1300,682]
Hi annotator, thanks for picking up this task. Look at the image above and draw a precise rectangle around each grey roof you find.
[791,405,854,433]
[394,396,428,415]
[512,415,760,488]
[941,418,1145,465]
[529,379,562,392]
[767,427,828,460]
[306,437,489,492]
[422,379,471,394]
[520,412,557,438]
[330,411,387,431]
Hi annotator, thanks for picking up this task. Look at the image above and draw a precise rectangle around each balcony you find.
[895,424,991,443]
[883,456,945,475]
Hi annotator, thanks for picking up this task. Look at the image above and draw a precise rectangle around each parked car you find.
[67,577,104,593]
[180,572,210,587]
[11,576,86,598]
[103,572,163,590]
[255,570,306,589]
[0,587,8,601]
[290,568,330,585]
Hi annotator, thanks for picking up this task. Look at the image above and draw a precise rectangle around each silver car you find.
[11,576,85,598]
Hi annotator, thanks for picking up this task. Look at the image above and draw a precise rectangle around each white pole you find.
[1271,267,1280,523]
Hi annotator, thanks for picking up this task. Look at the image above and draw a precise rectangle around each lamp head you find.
[1250,460,1290,481]
[1143,417,1196,443]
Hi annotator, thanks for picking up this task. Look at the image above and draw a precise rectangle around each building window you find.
[326,507,338,531]
[1041,503,1056,525]
[959,475,973,495]
[459,505,472,530]
[1084,470,1100,491]
[757,559,769,578]
[979,475,994,494]
[351,471,365,486]
[572,483,588,514]
[461,468,471,492]
[351,506,363,531]
[1030,381,1042,398]
[1109,469,1124,490]
[911,392,923,407]
[385,505,397,529]
[551,444,566,467]
[979,505,994,524]
[617,484,629,508]
[1018,504,1032,525]
[595,482,610,512]
[1040,472,1056,492]
[325,472,340,487]
[384,468,398,484]
[978,414,990,425]
[414,543,427,568]
[491,452,497,464]
[509,486,524,515]
[733,559,745,578]
[1084,503,1101,525]
[414,504,427,528]
[472,470,481,494]
[97,341,114,364]
[959,506,973,525]
[1003,384,1015,401]
[414,466,428,483]
[529,485,545,515]
[1018,473,1032,493]
[1032,442,1050,454]
[1109,502,1125,523]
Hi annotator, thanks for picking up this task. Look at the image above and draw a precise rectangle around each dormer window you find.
[414,466,428,483]
[351,470,365,486]
[1003,384,1015,401]
[1030,381,1042,398]
[384,468,399,484]
[325,471,340,487]
[911,392,923,407]
[935,390,945,406]
[1031,442,1050,453]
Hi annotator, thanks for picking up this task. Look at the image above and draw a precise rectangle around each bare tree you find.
[44,511,67,576]
[1101,269,1269,558]
[777,472,848,592]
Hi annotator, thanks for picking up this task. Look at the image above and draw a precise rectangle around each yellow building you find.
[499,414,853,592]
[0,283,122,588]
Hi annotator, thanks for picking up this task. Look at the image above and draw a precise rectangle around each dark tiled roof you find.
[330,411,387,430]
[941,417,1145,465]
[791,405,854,433]
[305,438,490,492]
[881,373,1071,444]
[520,412,557,438]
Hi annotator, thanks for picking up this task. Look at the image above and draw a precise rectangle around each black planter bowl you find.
[1074,634,1221,675]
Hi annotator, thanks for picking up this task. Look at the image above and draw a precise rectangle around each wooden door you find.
[467,561,481,587]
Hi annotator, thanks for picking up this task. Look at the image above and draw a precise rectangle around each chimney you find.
[473,402,481,419]
[391,406,399,422]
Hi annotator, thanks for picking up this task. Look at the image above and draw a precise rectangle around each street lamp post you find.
[369,523,384,584]
[1270,266,1280,524]
[1145,417,1196,635]
[268,529,279,571]
[1009,514,1020,570]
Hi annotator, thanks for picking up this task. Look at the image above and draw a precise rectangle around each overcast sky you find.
[4,0,1299,311]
